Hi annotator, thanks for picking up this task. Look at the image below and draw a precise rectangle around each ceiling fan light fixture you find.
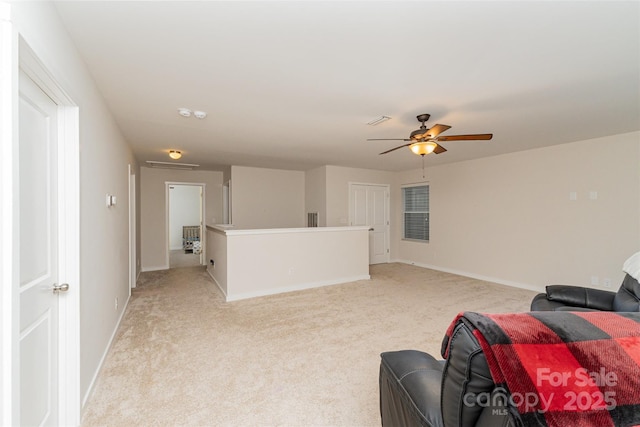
[410,129,425,140]
[410,141,438,156]
[169,150,182,159]
[370,113,492,156]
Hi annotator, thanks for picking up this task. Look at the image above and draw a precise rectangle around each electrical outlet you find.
[603,278,612,288]
[115,296,118,310]
[591,276,599,286]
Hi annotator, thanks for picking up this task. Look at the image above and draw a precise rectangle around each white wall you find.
[230,165,305,229]
[206,226,228,295]
[393,132,640,292]
[169,185,201,250]
[231,164,394,230]
[209,226,370,301]
[8,1,139,412]
[140,167,223,270]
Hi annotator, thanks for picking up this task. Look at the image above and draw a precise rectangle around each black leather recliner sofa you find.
[379,309,640,426]
[379,318,513,427]
[379,253,640,426]
[530,273,640,312]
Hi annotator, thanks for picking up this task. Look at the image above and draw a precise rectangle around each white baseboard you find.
[81,292,131,409]
[140,264,169,272]
[391,259,543,293]
[206,268,228,299]
[225,274,371,302]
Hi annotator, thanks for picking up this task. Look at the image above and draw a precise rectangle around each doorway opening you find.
[222,180,231,225]
[166,183,205,268]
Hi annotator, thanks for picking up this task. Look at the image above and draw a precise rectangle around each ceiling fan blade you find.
[424,124,452,139]
[379,143,412,155]
[437,134,493,141]
[367,138,411,141]
[433,144,447,154]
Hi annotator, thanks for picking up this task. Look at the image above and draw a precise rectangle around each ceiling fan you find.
[368,113,493,156]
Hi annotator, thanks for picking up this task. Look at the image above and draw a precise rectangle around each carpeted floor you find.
[81,263,537,426]
[169,249,202,268]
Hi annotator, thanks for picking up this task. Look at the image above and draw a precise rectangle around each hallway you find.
[169,249,201,268]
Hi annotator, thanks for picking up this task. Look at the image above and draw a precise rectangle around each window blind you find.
[403,185,429,241]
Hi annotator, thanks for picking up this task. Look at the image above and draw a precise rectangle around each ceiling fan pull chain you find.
[422,155,425,178]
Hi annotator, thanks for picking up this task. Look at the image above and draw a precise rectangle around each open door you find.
[1,31,81,425]
[167,183,205,268]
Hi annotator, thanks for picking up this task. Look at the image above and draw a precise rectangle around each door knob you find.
[52,283,69,293]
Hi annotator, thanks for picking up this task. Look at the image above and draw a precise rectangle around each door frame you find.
[165,182,206,267]
[0,14,81,425]
[348,182,391,264]
[223,180,231,225]
[128,165,137,291]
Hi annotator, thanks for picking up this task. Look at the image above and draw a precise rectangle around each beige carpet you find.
[169,249,202,268]
[81,263,537,426]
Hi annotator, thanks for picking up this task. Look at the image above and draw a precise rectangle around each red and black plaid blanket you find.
[442,311,640,427]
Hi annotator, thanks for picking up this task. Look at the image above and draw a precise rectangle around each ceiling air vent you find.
[366,116,391,126]
[145,161,200,170]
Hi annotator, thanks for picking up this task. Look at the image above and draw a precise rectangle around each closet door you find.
[349,183,390,264]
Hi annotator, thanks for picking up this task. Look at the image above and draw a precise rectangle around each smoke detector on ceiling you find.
[178,108,192,118]
[178,108,207,119]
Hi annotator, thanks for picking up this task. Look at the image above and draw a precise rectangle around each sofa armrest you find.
[545,285,615,311]
[379,350,444,427]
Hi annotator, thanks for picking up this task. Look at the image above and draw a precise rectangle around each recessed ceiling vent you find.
[145,160,200,170]
[366,116,391,126]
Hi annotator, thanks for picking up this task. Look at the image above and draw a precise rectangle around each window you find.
[403,184,429,241]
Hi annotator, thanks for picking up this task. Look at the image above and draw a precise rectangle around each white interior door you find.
[19,70,60,426]
[349,183,390,264]
[368,186,388,264]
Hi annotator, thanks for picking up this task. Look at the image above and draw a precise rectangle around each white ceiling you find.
[54,1,640,172]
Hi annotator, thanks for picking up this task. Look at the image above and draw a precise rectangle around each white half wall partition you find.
[206,225,370,301]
